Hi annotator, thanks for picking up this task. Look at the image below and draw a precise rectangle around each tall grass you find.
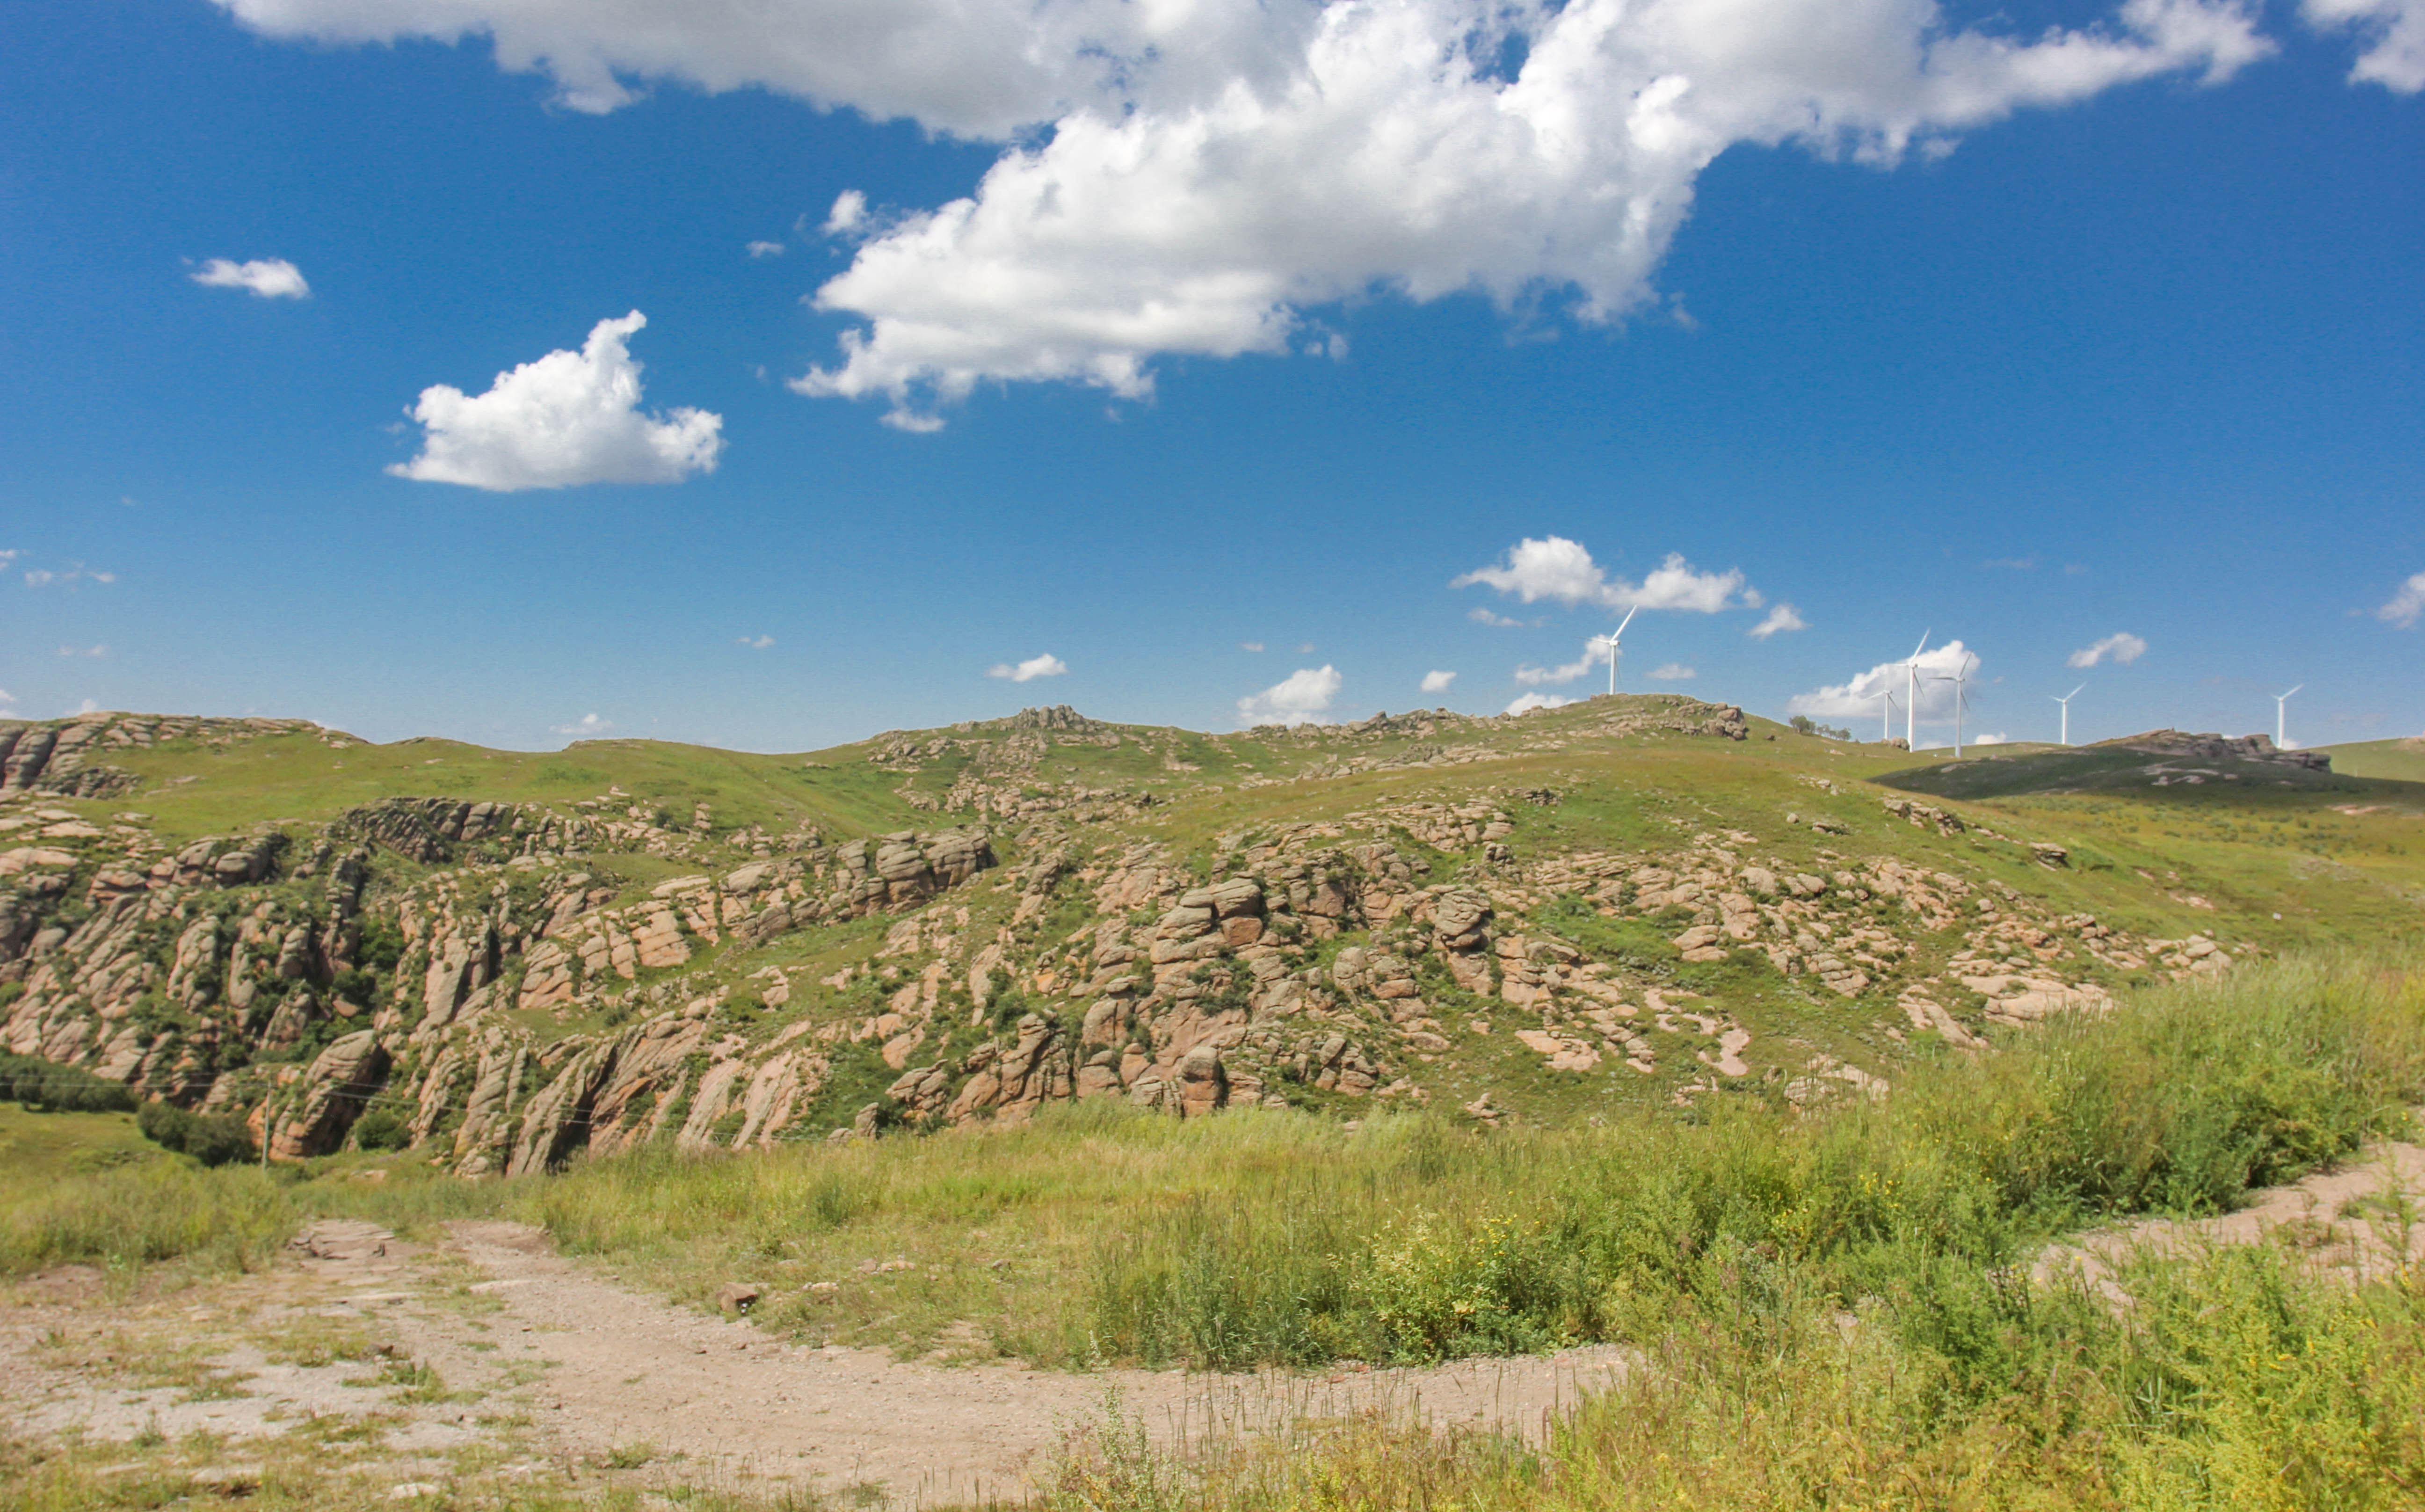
[6,953,2418,1387]
[1047,1244,2425,1511]
[0,1158,296,1274]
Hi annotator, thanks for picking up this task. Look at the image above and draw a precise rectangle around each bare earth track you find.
[7,1133,2419,1507]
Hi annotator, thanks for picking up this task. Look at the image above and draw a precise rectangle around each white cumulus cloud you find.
[390,312,724,491]
[1420,669,1457,693]
[1747,603,1807,640]
[191,256,310,298]
[2374,571,2425,627]
[1789,640,1980,723]
[746,240,786,259]
[217,0,2275,428]
[1238,664,1341,727]
[1648,662,1696,680]
[552,713,613,736]
[1456,536,1751,614]
[2068,632,2148,668]
[987,652,1069,682]
[1505,691,1576,716]
[2305,0,2425,89]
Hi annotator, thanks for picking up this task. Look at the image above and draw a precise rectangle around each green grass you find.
[3,952,2420,1506]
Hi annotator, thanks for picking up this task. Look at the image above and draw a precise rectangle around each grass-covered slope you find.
[1,697,2421,1179]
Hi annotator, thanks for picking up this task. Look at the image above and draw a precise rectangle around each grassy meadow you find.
[7,953,2423,1507]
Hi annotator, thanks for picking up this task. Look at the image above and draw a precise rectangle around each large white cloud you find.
[791,0,2272,425]
[1238,664,1341,726]
[1789,640,1979,723]
[1456,536,1753,614]
[214,0,1311,132]
[2305,0,2425,89]
[222,0,2277,428]
[390,312,724,491]
[191,257,310,298]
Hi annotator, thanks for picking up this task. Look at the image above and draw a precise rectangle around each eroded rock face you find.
[270,1030,391,1160]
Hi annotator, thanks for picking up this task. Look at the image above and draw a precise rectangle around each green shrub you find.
[350,1107,409,1152]
[0,1053,135,1113]
[137,1100,257,1166]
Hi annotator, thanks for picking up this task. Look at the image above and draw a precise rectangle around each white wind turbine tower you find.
[1597,606,1638,697]
[1933,652,1976,757]
[2275,684,2303,748]
[1900,631,1930,749]
[1878,687,1899,743]
[2051,683,2085,747]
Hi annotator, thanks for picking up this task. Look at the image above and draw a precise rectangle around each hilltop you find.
[3,697,2421,1169]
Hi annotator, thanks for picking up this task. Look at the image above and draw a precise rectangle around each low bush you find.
[137,1100,257,1167]
[0,1053,135,1113]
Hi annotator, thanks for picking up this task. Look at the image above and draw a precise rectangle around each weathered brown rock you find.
[270,1030,391,1161]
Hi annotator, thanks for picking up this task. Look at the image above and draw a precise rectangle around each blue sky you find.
[2,0,2420,752]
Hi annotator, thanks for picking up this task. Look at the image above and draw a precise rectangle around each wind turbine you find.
[1932,652,1975,757]
[1900,631,1930,750]
[2051,683,2085,747]
[2275,684,2303,749]
[1597,606,1638,697]
[1878,687,1899,743]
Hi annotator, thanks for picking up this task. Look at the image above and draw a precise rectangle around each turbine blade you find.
[1615,605,1638,637]
[1912,630,1931,657]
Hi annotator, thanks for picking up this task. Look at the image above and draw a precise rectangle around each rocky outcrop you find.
[2107,730,2331,771]
[333,798,528,864]
[269,1030,391,1160]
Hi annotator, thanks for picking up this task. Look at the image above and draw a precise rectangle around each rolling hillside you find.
[3,697,2420,1170]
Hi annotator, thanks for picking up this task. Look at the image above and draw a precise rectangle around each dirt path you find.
[393,1219,1625,1504]
[13,1134,2417,1508]
[2036,1133,2425,1289]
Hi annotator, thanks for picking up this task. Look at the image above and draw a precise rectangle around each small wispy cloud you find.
[1505,691,1576,716]
[746,240,786,259]
[1467,607,1524,628]
[2068,632,2148,669]
[1296,642,1314,654]
[823,189,868,236]
[1420,669,1457,694]
[736,634,776,649]
[1647,662,1695,680]
[1746,603,1806,640]
[551,713,613,736]
[57,644,106,659]
[987,652,1068,683]
[191,257,310,298]
[22,562,116,588]
[1513,639,1609,687]
[2374,571,2425,628]
[1239,641,1265,652]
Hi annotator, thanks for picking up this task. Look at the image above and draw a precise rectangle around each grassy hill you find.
[2,696,2421,1170]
